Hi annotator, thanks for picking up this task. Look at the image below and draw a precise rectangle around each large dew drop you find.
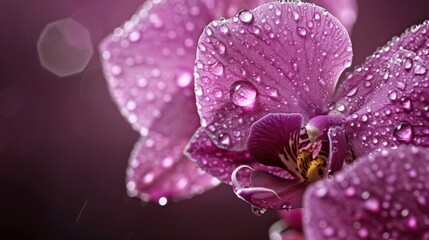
[251,205,267,216]
[393,121,414,143]
[238,10,254,23]
[230,81,258,107]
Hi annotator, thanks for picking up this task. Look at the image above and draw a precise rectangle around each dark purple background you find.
[2,1,429,239]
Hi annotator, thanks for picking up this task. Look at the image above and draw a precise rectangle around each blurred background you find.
[1,0,429,239]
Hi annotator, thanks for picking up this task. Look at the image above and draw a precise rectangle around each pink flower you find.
[99,0,355,203]
[186,1,429,237]
[98,0,270,203]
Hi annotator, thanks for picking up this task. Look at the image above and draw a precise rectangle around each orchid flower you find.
[99,0,355,203]
[271,146,429,239]
[99,0,275,203]
[186,0,429,216]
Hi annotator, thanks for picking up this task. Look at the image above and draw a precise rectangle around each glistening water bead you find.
[393,121,414,143]
[230,81,258,107]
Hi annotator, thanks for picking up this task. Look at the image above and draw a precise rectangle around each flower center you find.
[296,115,343,182]
[297,150,327,183]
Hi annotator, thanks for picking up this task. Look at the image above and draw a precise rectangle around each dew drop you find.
[388,91,397,101]
[230,81,258,107]
[364,198,380,212]
[219,133,231,147]
[292,11,300,21]
[346,87,358,97]
[238,10,254,23]
[297,27,307,37]
[401,98,412,111]
[335,103,345,112]
[219,25,229,34]
[210,61,224,76]
[404,58,413,70]
[414,62,427,75]
[423,105,429,118]
[128,31,141,42]
[251,205,267,216]
[314,13,321,20]
[393,121,414,143]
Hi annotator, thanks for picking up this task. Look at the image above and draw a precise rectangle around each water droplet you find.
[195,85,203,96]
[210,61,224,76]
[364,198,380,212]
[297,27,307,37]
[414,62,427,75]
[335,103,345,112]
[128,31,141,42]
[401,98,412,111]
[346,87,358,97]
[219,133,231,147]
[238,10,254,23]
[217,42,226,54]
[292,11,300,21]
[314,13,321,20]
[394,121,414,143]
[251,205,267,216]
[219,25,229,34]
[404,58,413,70]
[388,91,397,101]
[149,13,163,28]
[423,105,429,118]
[230,81,258,107]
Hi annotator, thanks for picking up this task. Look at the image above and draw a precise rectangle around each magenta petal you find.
[340,49,429,157]
[126,134,219,202]
[326,126,350,174]
[312,0,358,33]
[247,113,304,178]
[99,0,213,134]
[232,167,307,209]
[334,20,429,116]
[185,127,292,184]
[195,1,353,151]
[303,146,429,239]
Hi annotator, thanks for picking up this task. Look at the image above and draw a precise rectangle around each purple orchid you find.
[98,0,274,203]
[185,0,429,231]
[99,0,355,204]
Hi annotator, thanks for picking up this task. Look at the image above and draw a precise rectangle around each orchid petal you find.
[99,0,213,135]
[195,1,353,151]
[312,0,358,33]
[326,126,350,175]
[333,20,429,116]
[126,134,219,202]
[232,167,308,210]
[303,145,429,239]
[339,49,429,157]
[185,127,292,184]
[247,113,305,178]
